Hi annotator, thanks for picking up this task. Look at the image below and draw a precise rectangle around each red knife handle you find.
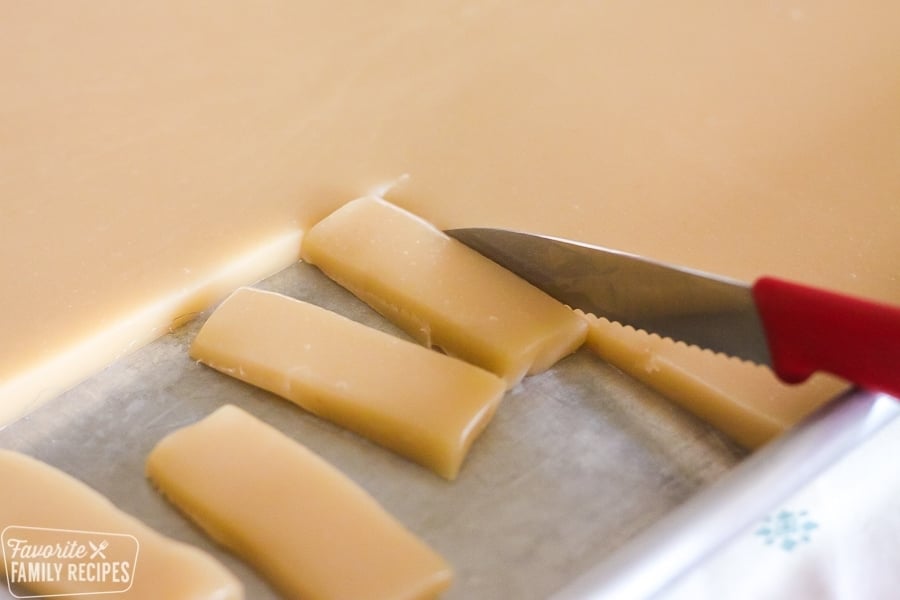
[752,276,900,398]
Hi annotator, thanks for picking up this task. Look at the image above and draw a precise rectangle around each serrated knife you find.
[447,228,900,398]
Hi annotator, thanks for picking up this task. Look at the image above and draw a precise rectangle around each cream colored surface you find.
[147,405,453,600]
[191,287,505,479]
[302,197,588,387]
[0,450,242,599]
[2,2,899,440]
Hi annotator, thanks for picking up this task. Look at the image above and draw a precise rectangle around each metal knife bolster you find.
[446,228,774,367]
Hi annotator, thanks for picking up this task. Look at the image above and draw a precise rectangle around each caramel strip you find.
[147,405,453,600]
[190,287,504,479]
[300,197,588,387]
[586,317,848,448]
[0,450,242,599]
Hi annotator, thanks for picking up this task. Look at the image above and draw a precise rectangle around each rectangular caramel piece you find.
[585,317,848,448]
[147,405,453,600]
[190,287,505,480]
[300,197,588,388]
[0,450,242,599]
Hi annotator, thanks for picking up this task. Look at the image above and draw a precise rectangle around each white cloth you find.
[660,416,900,600]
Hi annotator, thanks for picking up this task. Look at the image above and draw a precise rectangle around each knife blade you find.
[446,227,900,398]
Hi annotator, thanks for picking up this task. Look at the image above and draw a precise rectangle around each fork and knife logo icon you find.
[89,539,109,560]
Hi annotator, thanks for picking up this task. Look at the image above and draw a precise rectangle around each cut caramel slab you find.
[147,405,453,600]
[301,197,589,387]
[0,450,242,599]
[2,3,898,445]
[586,318,849,448]
[190,287,505,480]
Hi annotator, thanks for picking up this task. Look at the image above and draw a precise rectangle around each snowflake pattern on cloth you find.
[657,410,900,600]
[755,509,818,551]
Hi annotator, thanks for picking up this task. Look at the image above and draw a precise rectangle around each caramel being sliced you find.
[190,287,504,480]
[147,405,453,600]
[586,317,848,448]
[301,197,588,387]
[0,450,242,599]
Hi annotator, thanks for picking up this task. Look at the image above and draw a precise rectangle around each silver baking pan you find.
[2,261,893,599]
